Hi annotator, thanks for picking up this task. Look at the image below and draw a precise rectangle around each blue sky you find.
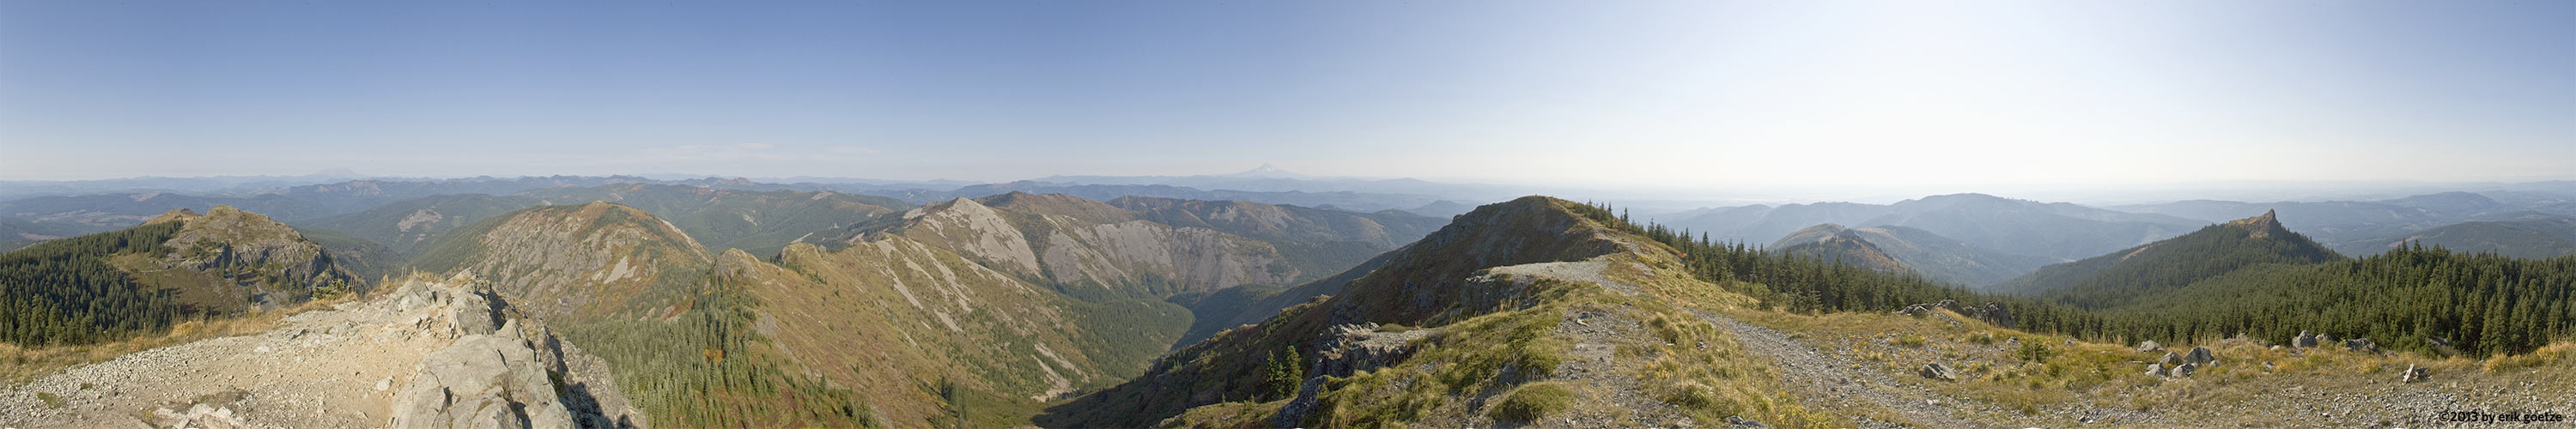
[3,1,2570,188]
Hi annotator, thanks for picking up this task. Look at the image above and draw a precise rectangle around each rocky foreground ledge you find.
[0,276,645,429]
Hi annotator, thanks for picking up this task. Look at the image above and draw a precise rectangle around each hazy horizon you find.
[4,1,2572,188]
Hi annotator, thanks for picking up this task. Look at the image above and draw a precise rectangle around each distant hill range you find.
[1666,193,2204,261]
[2340,214,2576,259]
[1770,223,2058,287]
[2110,191,2576,258]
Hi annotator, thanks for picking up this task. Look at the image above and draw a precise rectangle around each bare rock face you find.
[391,280,574,429]
[1309,323,1431,378]
[392,335,573,429]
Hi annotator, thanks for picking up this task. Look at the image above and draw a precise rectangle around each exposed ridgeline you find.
[1996,210,2344,309]
[1,206,360,346]
[805,192,1303,301]
[1771,224,2059,287]
[408,202,713,320]
[405,202,872,427]
[1042,196,1830,428]
[513,184,909,256]
[412,200,1188,427]
[291,184,910,258]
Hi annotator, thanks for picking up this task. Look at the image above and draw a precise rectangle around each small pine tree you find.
[1262,346,1303,401]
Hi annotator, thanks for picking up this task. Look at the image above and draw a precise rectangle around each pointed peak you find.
[2225,209,2286,239]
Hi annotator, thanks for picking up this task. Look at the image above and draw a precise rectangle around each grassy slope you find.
[1042,196,1833,428]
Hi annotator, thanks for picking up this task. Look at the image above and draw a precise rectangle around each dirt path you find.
[1695,311,1989,429]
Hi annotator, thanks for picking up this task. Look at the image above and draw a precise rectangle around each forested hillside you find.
[2103,245,2576,358]
[0,221,186,345]
[1996,210,2345,308]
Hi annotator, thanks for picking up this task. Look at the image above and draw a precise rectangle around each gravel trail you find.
[1695,311,1990,429]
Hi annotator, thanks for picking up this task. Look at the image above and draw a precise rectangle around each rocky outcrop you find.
[392,335,571,429]
[1917,363,1958,381]
[2136,341,2163,353]
[147,205,363,310]
[380,278,592,429]
[2343,338,2379,353]
[2294,331,2319,348]
[2401,365,2431,383]
[2185,347,2216,366]
[2172,363,2199,378]
[0,276,642,429]
[1309,323,1431,378]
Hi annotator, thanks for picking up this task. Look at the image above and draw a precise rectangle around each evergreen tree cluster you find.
[1570,201,2576,359]
[2104,244,2576,358]
[2002,221,2343,309]
[561,273,872,427]
[0,221,188,346]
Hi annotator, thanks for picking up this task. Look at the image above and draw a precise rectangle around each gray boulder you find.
[2160,352,2184,366]
[1917,363,1958,381]
[2172,363,2199,378]
[2143,363,2164,378]
[2293,331,2318,348]
[2401,365,2430,383]
[2343,338,2378,353]
[392,335,573,429]
[2185,347,2215,366]
[2136,341,2163,353]
[1311,323,1430,378]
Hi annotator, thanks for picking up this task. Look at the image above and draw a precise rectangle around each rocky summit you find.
[0,275,641,428]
